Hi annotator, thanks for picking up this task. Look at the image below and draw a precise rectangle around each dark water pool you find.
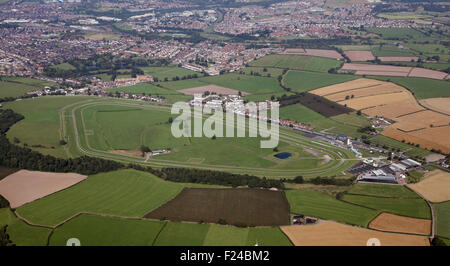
[274,152,292,159]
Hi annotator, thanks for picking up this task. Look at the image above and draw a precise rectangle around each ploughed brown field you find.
[144,188,290,226]
[407,170,450,203]
[178,85,248,96]
[420,98,450,115]
[281,221,430,246]
[344,51,375,62]
[369,213,431,236]
[0,170,87,208]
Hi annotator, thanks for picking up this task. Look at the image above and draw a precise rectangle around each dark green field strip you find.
[0,208,52,246]
[341,194,431,220]
[434,201,450,240]
[285,190,379,227]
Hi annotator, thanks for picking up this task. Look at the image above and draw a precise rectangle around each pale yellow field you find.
[339,91,413,110]
[369,213,431,236]
[420,98,450,115]
[407,170,450,203]
[281,221,429,246]
[396,110,450,128]
[310,78,383,96]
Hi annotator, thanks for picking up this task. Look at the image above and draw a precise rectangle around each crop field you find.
[407,170,450,203]
[0,170,87,208]
[420,98,450,115]
[341,194,431,219]
[341,63,448,80]
[310,78,450,154]
[370,45,418,57]
[0,208,51,246]
[154,222,292,246]
[281,221,429,246]
[434,201,450,241]
[145,188,290,226]
[249,54,313,70]
[369,213,431,236]
[284,70,358,93]
[346,183,420,199]
[238,66,284,77]
[292,93,353,117]
[285,190,378,227]
[0,77,56,98]
[16,169,184,227]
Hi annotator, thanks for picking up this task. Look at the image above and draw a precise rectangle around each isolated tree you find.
[59,140,67,146]
[168,117,173,124]
[0,226,14,246]
[140,145,151,156]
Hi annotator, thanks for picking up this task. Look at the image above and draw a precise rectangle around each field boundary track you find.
[61,99,357,177]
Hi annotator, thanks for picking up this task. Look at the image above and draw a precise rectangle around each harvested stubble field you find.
[369,212,431,236]
[281,221,429,246]
[420,98,450,115]
[310,78,450,154]
[0,170,87,209]
[407,170,450,203]
[344,51,375,61]
[382,126,450,154]
[145,188,290,226]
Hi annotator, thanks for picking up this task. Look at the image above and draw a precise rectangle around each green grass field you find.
[285,190,379,227]
[434,201,450,241]
[284,70,358,93]
[17,169,184,227]
[279,103,325,123]
[155,222,292,246]
[49,214,165,246]
[141,66,199,81]
[200,73,284,95]
[249,54,341,73]
[0,77,56,98]
[51,62,76,71]
[341,194,430,219]
[347,183,420,198]
[0,208,51,246]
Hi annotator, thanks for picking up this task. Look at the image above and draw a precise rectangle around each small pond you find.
[274,152,292,159]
